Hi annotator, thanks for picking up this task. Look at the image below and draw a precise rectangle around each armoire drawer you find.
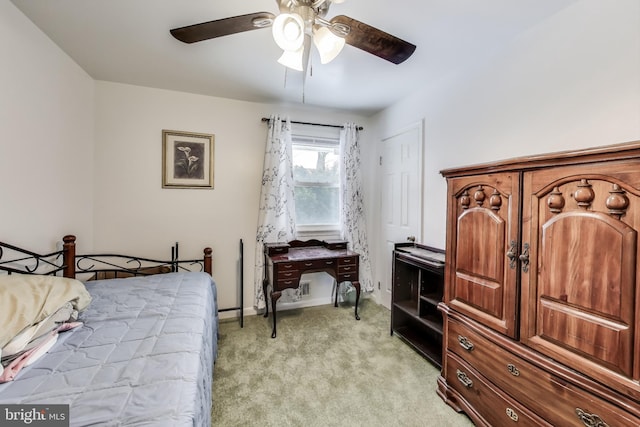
[445,352,552,427]
[448,319,640,427]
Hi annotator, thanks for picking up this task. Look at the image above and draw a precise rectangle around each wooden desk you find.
[263,239,361,338]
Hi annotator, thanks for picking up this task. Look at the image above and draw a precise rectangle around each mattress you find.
[0,272,218,426]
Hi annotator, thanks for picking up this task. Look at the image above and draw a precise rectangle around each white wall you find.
[8,0,639,316]
[0,1,94,253]
[94,81,370,315]
[368,0,640,301]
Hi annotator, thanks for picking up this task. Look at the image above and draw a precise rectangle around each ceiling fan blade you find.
[170,12,275,44]
[330,15,416,64]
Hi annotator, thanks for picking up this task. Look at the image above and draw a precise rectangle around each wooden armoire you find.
[437,141,640,426]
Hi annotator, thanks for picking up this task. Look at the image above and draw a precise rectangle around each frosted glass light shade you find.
[272,13,305,52]
[313,26,345,64]
[277,48,304,71]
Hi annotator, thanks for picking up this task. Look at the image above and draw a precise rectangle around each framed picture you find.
[162,130,215,189]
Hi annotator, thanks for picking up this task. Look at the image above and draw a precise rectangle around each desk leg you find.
[270,290,282,338]
[262,278,270,318]
[353,281,361,321]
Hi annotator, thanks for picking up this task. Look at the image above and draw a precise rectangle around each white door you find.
[379,122,423,309]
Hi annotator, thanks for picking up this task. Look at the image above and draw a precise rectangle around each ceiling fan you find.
[170,0,416,72]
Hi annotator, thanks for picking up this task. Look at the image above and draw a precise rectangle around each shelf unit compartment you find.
[391,243,445,367]
[394,313,443,368]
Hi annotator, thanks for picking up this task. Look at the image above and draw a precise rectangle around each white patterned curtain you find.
[340,123,374,292]
[254,115,296,310]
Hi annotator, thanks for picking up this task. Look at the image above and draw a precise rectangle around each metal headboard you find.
[0,240,67,276]
[0,235,212,279]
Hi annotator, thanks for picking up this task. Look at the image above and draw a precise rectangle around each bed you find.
[0,235,218,426]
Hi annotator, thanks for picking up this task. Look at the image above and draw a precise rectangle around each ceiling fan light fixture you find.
[277,47,305,71]
[313,26,345,64]
[272,13,305,51]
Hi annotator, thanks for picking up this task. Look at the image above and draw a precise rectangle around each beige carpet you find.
[211,299,473,427]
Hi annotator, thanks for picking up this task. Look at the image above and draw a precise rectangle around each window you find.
[291,128,341,235]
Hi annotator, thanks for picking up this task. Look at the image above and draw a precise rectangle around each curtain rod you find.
[261,117,363,131]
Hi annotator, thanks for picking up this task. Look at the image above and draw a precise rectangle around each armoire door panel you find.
[538,298,632,375]
[454,208,505,318]
[522,162,640,385]
[446,173,519,338]
[539,211,636,319]
[452,271,502,318]
[455,208,505,280]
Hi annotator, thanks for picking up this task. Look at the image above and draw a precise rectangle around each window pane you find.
[292,144,339,185]
[294,186,340,225]
[292,139,340,228]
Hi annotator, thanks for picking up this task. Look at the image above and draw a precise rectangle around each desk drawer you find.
[338,256,357,266]
[295,259,336,270]
[338,256,358,282]
[276,270,300,281]
[276,278,300,289]
[446,353,552,427]
[338,264,357,276]
[338,273,357,282]
[275,262,297,272]
[274,263,298,279]
[448,319,640,427]
[338,263,358,282]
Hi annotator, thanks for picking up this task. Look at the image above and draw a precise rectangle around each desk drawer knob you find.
[304,262,313,267]
[575,408,609,427]
[456,369,473,388]
[325,261,334,265]
[457,335,474,351]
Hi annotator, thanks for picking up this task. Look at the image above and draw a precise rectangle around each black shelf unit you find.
[391,243,445,368]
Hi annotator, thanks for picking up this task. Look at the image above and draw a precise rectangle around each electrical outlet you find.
[300,281,310,296]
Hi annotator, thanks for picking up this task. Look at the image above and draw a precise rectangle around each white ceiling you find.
[11,0,577,116]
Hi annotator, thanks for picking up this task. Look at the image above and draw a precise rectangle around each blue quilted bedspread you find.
[0,272,218,426]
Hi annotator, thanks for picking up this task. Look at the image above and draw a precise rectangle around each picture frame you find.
[162,130,215,189]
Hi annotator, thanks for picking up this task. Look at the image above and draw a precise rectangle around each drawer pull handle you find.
[305,262,313,267]
[506,408,519,422]
[325,261,334,265]
[456,369,473,388]
[458,335,474,351]
[507,363,520,377]
[575,408,609,427]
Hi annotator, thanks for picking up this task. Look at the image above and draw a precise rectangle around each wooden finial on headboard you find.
[203,247,212,276]
[63,235,76,278]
